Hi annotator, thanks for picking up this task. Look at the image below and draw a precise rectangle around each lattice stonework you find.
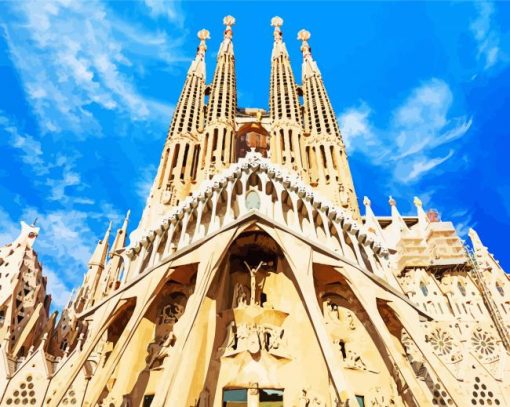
[4,375,37,405]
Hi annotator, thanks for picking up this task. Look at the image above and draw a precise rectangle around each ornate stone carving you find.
[471,328,498,363]
[299,389,325,407]
[426,328,454,357]
[232,283,249,308]
[223,322,288,358]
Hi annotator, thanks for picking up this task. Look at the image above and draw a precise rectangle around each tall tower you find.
[298,30,360,219]
[139,29,210,231]
[268,17,305,175]
[198,16,238,180]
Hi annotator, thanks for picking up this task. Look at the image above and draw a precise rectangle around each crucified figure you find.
[243,260,267,305]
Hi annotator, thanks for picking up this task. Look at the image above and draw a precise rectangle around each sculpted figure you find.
[243,260,267,305]
[299,389,310,407]
[232,283,249,308]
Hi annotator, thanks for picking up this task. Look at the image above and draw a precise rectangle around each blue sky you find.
[1,1,509,308]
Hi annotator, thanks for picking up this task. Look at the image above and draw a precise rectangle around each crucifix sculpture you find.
[243,260,267,305]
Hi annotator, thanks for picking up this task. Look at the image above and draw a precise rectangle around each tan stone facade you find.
[0,16,509,407]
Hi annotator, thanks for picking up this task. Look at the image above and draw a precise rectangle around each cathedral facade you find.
[0,16,509,407]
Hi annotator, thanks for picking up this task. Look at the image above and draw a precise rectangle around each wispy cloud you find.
[21,207,118,287]
[470,1,501,70]
[449,209,475,238]
[143,0,183,26]
[136,164,157,203]
[0,208,19,247]
[339,78,472,184]
[0,112,48,175]
[44,267,73,309]
[2,0,181,136]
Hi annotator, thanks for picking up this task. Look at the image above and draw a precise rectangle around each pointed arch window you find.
[496,281,504,297]
[457,281,466,296]
[420,281,429,296]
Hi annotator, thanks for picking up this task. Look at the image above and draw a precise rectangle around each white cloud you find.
[338,79,472,184]
[44,267,73,309]
[144,0,183,25]
[2,0,181,136]
[397,150,454,183]
[470,1,500,70]
[136,164,157,203]
[449,209,475,238]
[338,102,375,152]
[0,208,19,247]
[0,112,48,175]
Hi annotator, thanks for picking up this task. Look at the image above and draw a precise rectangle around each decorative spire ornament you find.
[271,16,283,41]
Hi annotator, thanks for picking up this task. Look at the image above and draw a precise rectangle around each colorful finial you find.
[388,196,396,206]
[297,29,311,42]
[271,16,283,41]
[297,29,312,57]
[413,196,423,208]
[223,15,235,39]
[197,29,210,55]
[363,196,371,207]
[271,16,283,28]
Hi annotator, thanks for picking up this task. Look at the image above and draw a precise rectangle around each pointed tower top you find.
[271,16,289,59]
[271,16,283,41]
[468,228,484,249]
[298,29,321,78]
[123,209,131,225]
[413,196,429,231]
[388,196,396,207]
[223,15,235,37]
[363,196,385,240]
[7,221,40,250]
[297,29,312,56]
[197,29,210,55]
[218,16,235,56]
[88,221,112,268]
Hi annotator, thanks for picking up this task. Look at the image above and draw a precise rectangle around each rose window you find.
[428,329,454,356]
[471,330,496,358]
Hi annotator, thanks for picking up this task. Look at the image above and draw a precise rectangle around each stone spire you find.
[74,222,112,312]
[363,196,385,242]
[98,210,131,300]
[137,29,210,232]
[109,210,130,258]
[88,221,112,269]
[297,30,360,219]
[269,17,304,173]
[199,16,238,180]
[413,196,429,232]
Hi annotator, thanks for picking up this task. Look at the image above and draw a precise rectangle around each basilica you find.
[0,16,509,407]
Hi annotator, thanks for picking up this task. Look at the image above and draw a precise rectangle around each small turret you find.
[363,196,385,242]
[413,196,429,232]
[88,221,111,269]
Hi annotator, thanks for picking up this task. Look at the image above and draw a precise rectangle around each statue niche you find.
[219,234,290,359]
